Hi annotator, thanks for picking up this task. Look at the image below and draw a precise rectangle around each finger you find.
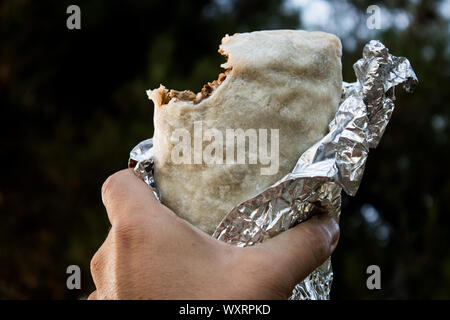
[101,168,174,225]
[88,291,98,300]
[90,228,112,290]
[250,213,339,289]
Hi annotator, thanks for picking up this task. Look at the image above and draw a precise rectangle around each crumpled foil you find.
[129,40,417,300]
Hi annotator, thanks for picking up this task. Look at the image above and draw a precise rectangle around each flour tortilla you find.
[148,30,342,234]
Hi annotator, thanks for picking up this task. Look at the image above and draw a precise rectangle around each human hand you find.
[89,169,339,300]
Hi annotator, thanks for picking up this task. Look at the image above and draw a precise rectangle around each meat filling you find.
[163,69,230,105]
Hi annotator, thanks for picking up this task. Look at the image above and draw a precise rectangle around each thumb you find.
[247,213,339,294]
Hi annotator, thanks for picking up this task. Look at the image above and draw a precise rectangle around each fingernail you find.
[317,213,340,251]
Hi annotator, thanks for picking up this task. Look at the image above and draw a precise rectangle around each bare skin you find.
[89,169,339,300]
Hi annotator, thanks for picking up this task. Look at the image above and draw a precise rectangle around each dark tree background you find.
[1,0,449,299]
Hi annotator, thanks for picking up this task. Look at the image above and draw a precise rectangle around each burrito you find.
[147,30,342,234]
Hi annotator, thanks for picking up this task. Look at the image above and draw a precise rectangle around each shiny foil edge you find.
[128,40,417,300]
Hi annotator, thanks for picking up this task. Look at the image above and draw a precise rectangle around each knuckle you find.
[101,172,122,201]
[232,248,287,299]
[113,221,135,238]
[236,248,269,280]
[90,250,104,275]
[112,220,146,247]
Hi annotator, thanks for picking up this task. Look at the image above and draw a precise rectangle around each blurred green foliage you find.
[0,0,449,299]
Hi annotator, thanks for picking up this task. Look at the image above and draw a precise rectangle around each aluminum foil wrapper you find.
[129,40,417,300]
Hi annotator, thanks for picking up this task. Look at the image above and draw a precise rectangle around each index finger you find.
[101,169,165,225]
